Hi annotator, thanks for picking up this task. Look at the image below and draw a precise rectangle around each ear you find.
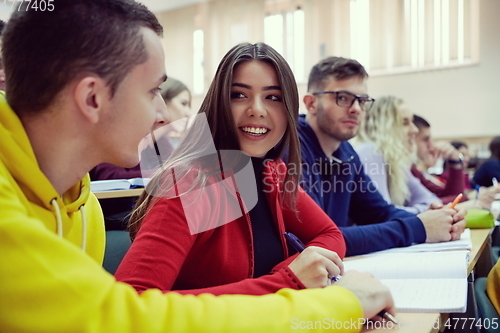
[303,94,317,115]
[73,76,108,124]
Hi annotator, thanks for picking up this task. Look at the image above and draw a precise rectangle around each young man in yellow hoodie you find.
[0,1,395,332]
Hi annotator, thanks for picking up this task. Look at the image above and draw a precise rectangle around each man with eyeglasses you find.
[298,56,457,256]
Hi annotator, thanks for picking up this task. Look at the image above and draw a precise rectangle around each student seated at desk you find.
[412,115,499,208]
[90,77,192,230]
[442,141,472,190]
[473,136,500,188]
[355,96,444,214]
[0,2,395,332]
[298,56,465,256]
[116,42,349,296]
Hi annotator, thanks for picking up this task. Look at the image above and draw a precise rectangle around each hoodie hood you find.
[0,92,104,257]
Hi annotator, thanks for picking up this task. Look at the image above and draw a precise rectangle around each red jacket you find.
[115,159,345,295]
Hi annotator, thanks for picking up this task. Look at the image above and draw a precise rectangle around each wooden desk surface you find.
[93,188,144,199]
[363,227,493,333]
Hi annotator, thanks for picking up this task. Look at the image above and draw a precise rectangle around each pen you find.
[283,232,340,282]
[449,193,463,209]
[378,310,399,324]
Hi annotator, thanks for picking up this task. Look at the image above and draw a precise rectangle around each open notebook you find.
[90,178,150,192]
[367,228,472,255]
[343,250,469,313]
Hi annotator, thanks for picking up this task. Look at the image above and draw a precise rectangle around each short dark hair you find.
[2,0,163,115]
[490,136,500,160]
[307,56,368,92]
[451,141,468,150]
[413,114,430,130]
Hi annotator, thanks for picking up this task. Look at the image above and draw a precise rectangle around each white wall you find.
[365,0,500,139]
[172,0,500,140]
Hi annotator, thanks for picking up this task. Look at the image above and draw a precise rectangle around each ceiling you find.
[139,0,210,13]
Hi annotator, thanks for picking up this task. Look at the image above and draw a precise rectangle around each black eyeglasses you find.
[312,90,375,111]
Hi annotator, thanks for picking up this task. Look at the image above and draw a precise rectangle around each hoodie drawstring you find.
[50,198,87,251]
[79,205,87,252]
[51,198,63,238]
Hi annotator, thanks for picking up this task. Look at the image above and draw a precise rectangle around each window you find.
[264,4,305,81]
[193,29,204,95]
[348,0,478,75]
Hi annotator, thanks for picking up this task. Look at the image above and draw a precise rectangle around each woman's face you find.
[230,60,287,158]
[165,89,191,123]
[399,105,419,152]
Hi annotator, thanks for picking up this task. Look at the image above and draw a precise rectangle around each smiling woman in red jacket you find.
[115,42,346,296]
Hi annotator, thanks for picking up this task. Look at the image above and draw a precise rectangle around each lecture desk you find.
[93,188,144,199]
[93,188,494,333]
[362,227,493,333]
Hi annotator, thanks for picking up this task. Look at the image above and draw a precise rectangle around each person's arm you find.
[437,163,465,198]
[116,192,313,296]
[2,173,381,333]
[343,170,426,256]
[398,171,441,214]
[281,187,346,258]
[117,168,348,296]
[1,222,366,333]
[260,187,348,283]
[411,164,465,204]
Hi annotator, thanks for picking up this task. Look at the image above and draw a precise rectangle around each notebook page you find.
[366,229,472,255]
[381,278,467,313]
[90,179,132,192]
[343,250,468,280]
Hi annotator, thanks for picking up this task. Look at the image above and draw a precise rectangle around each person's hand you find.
[450,218,466,240]
[433,141,462,162]
[288,246,344,288]
[475,185,500,209]
[450,206,466,240]
[335,270,396,321]
[429,201,444,209]
[417,208,456,243]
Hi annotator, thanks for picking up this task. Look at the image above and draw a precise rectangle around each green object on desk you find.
[465,209,495,228]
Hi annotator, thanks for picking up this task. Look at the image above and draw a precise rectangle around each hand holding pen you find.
[448,193,463,209]
[284,232,344,285]
[446,193,467,241]
[285,232,398,324]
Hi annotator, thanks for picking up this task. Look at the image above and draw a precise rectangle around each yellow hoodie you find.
[0,93,363,333]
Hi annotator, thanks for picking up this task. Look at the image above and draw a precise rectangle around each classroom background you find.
[2,0,497,156]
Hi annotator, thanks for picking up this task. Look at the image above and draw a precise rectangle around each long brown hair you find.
[129,42,301,239]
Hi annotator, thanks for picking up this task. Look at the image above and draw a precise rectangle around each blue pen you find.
[283,232,340,282]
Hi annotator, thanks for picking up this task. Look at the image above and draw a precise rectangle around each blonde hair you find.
[357,96,411,206]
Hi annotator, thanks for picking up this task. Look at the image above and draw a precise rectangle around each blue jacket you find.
[297,115,426,256]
